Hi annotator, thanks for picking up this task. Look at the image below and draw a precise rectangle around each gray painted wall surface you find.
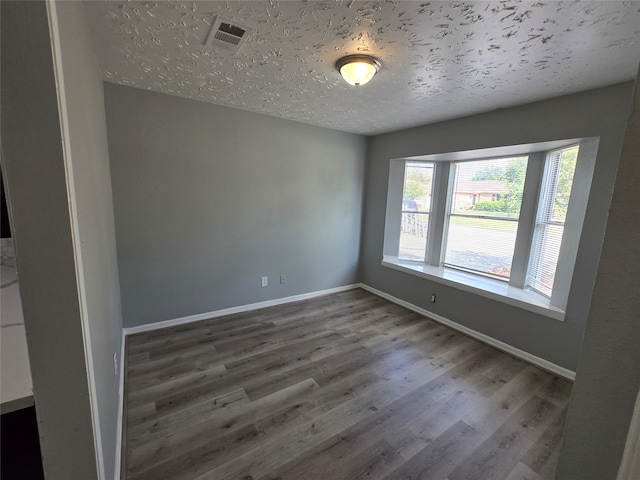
[361,83,633,370]
[54,3,124,478]
[556,72,640,479]
[104,84,366,327]
[1,2,99,478]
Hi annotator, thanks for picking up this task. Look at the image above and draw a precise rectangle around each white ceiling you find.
[84,1,640,135]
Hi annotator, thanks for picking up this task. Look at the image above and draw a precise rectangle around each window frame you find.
[442,156,529,281]
[382,138,599,321]
[527,146,579,298]
[398,161,435,262]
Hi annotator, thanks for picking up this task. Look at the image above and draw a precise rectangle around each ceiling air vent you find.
[205,16,252,54]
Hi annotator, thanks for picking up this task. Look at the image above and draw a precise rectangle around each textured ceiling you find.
[84,1,640,135]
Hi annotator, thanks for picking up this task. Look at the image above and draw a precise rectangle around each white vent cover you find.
[205,16,252,54]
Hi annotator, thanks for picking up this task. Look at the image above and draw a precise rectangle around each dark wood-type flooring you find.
[122,288,572,480]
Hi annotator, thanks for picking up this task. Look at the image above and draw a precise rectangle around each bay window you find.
[382,139,597,319]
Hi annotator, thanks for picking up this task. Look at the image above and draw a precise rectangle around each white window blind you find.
[399,162,434,261]
[528,146,578,297]
[444,157,528,280]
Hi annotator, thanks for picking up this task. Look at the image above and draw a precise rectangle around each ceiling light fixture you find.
[335,54,381,87]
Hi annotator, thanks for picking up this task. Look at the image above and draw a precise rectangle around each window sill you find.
[381,256,565,321]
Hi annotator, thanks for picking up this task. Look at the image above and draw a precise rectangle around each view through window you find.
[444,157,528,280]
[399,162,434,261]
[528,146,578,297]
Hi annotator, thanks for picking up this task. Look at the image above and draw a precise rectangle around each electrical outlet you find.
[430,294,436,303]
[261,276,268,287]
[113,352,118,377]
[280,275,286,284]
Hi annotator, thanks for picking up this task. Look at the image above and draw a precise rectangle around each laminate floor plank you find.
[388,347,504,459]
[382,421,481,480]
[243,344,374,401]
[520,403,568,479]
[122,288,572,480]
[343,439,404,480]
[482,354,529,385]
[334,309,422,335]
[127,341,222,379]
[127,387,250,446]
[127,360,227,395]
[128,379,323,478]
[211,322,329,356]
[196,355,457,480]
[150,339,353,417]
[537,376,573,407]
[164,374,430,480]
[127,361,232,409]
[127,402,156,425]
[206,327,339,368]
[504,462,544,480]
[129,314,261,345]
[221,330,348,372]
[265,361,490,480]
[462,366,555,435]
[145,335,220,361]
[448,395,563,480]
[127,325,215,355]
[127,349,225,388]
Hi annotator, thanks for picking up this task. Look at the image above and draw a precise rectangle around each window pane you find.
[529,223,564,297]
[451,157,527,219]
[445,216,519,279]
[529,146,578,297]
[399,162,434,261]
[551,147,577,222]
[444,157,527,280]
[400,213,429,260]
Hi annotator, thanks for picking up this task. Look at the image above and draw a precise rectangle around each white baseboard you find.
[114,329,126,480]
[122,284,361,337]
[359,283,576,381]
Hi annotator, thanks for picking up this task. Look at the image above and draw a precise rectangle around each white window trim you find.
[382,138,599,322]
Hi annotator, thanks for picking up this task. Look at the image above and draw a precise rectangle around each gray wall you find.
[104,84,367,327]
[361,83,634,371]
[556,72,640,479]
[1,1,99,478]
[53,2,124,479]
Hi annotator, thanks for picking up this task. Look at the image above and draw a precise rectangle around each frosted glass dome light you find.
[336,55,381,87]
